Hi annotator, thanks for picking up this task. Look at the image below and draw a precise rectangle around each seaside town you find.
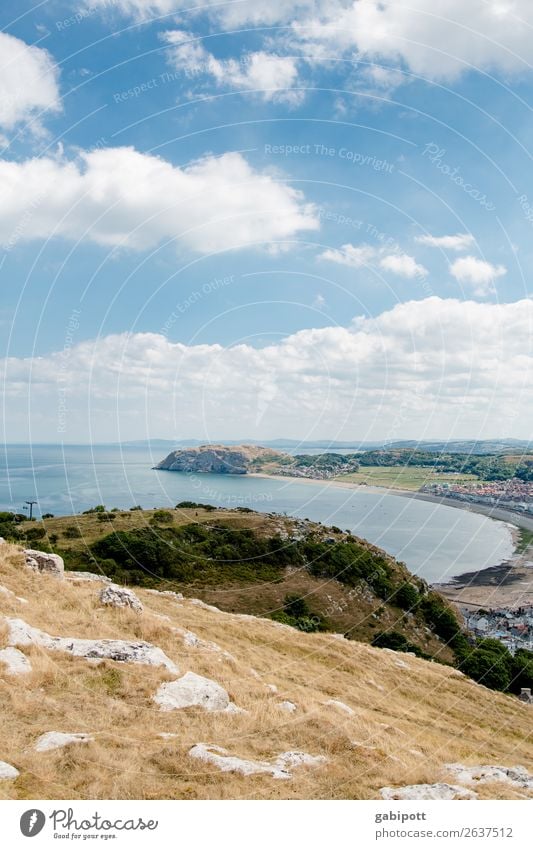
[421,479,533,515]
[462,607,533,655]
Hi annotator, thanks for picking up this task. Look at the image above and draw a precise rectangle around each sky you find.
[0,0,532,443]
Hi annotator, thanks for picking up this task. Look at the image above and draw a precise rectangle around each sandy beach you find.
[252,472,533,609]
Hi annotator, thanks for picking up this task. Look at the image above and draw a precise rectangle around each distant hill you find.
[124,437,533,455]
[154,444,288,474]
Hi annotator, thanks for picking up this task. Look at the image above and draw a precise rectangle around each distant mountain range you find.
[122,438,532,455]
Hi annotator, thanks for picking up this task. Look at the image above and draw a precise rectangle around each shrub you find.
[150,510,173,525]
[63,525,82,539]
[372,631,429,658]
[394,582,420,610]
[24,526,46,542]
[42,513,55,519]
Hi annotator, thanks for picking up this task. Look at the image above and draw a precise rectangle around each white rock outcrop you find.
[380,783,477,800]
[6,618,178,673]
[325,699,355,715]
[0,761,19,779]
[447,763,533,790]
[0,647,32,675]
[23,549,64,577]
[278,700,297,713]
[35,732,94,752]
[65,572,112,584]
[153,671,240,712]
[99,584,143,612]
[146,589,184,601]
[189,744,326,779]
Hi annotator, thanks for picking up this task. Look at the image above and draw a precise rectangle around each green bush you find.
[394,583,420,610]
[150,510,173,525]
[63,525,82,539]
[23,526,46,542]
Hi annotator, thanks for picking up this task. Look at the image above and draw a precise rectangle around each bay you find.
[0,443,513,583]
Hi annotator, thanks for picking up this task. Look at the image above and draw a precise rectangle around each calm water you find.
[0,444,514,583]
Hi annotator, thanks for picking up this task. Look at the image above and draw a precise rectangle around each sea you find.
[0,443,514,584]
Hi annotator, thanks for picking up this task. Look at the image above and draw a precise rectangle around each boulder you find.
[380,783,477,800]
[6,618,178,673]
[447,763,533,790]
[278,700,297,713]
[0,761,19,779]
[23,549,64,577]
[0,647,32,675]
[99,584,143,612]
[154,671,239,712]
[35,732,94,752]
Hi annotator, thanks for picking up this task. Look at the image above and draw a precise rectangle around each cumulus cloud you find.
[3,297,531,442]
[163,31,301,103]
[0,32,61,134]
[379,253,427,279]
[292,0,533,83]
[416,233,475,251]
[0,146,318,253]
[320,242,427,277]
[449,256,507,296]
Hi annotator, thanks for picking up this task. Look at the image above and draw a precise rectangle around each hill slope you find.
[16,506,456,661]
[1,543,533,800]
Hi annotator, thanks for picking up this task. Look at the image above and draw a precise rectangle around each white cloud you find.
[90,2,533,95]
[163,31,301,104]
[320,243,378,268]
[292,0,533,83]
[379,253,427,278]
[320,242,427,277]
[88,0,327,25]
[0,146,318,253]
[0,32,61,134]
[416,233,475,251]
[450,256,507,296]
[2,297,532,442]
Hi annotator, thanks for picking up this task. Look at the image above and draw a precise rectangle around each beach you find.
[253,473,533,609]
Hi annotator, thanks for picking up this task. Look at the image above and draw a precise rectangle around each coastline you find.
[251,472,533,610]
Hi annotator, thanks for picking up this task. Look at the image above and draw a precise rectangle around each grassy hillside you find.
[0,543,532,800]
[13,506,455,662]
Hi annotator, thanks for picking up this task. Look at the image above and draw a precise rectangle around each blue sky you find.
[1,1,532,442]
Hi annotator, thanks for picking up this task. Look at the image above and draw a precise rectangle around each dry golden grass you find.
[0,543,532,800]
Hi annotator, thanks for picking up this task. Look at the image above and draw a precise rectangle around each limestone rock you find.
[65,572,113,584]
[99,584,143,612]
[0,761,19,779]
[153,671,239,712]
[0,647,31,675]
[189,744,326,779]
[325,699,354,715]
[23,549,64,577]
[146,589,184,600]
[276,751,327,770]
[447,763,533,790]
[380,783,477,800]
[189,744,290,779]
[278,700,297,713]
[6,618,178,673]
[35,732,94,752]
